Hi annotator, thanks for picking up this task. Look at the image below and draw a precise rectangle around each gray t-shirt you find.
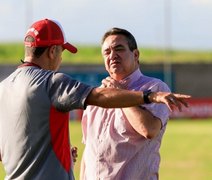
[0,64,93,180]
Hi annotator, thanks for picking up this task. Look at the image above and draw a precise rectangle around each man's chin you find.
[110,66,121,72]
[110,69,123,76]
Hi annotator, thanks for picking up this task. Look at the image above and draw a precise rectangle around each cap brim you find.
[63,42,77,53]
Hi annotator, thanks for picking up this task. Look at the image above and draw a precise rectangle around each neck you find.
[23,57,44,69]
[19,60,41,69]
[21,56,42,68]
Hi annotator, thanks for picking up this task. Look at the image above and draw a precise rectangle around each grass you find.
[0,43,212,64]
[1,119,212,179]
[160,119,212,180]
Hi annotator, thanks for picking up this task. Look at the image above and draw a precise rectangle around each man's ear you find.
[48,45,57,59]
[134,49,140,64]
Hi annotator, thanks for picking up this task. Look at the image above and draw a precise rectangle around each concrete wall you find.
[0,63,211,98]
[140,63,212,97]
[173,64,212,97]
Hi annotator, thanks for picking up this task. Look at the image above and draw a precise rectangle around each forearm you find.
[86,88,144,108]
[122,106,162,139]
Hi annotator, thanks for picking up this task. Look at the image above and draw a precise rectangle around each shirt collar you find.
[118,68,143,89]
[18,62,41,69]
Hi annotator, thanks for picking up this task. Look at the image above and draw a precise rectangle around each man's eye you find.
[104,51,110,55]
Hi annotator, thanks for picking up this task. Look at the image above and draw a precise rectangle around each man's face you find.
[101,35,139,81]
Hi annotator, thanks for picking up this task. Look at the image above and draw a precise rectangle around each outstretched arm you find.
[85,87,190,110]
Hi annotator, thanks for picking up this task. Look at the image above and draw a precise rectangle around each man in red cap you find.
[0,19,190,180]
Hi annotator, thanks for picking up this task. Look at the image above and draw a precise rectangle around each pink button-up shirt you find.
[82,69,170,180]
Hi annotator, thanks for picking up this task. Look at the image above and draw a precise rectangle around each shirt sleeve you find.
[47,72,94,112]
[142,79,171,127]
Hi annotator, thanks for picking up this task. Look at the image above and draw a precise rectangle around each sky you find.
[0,0,212,50]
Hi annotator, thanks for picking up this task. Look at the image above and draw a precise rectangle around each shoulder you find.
[48,71,74,84]
[140,75,170,92]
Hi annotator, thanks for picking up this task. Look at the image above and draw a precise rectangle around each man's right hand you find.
[149,92,191,112]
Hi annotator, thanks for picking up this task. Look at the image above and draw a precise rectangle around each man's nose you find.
[109,50,118,59]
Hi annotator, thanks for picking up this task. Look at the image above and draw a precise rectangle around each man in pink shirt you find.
[80,28,185,180]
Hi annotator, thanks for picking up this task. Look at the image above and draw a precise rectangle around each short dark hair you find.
[25,35,49,58]
[101,27,138,51]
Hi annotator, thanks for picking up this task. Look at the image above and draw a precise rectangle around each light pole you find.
[164,0,172,91]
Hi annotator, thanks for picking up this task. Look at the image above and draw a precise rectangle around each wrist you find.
[143,90,152,104]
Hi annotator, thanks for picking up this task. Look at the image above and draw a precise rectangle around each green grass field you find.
[160,119,212,180]
[1,119,212,179]
[1,43,212,64]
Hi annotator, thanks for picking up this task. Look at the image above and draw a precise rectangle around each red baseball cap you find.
[24,19,77,53]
